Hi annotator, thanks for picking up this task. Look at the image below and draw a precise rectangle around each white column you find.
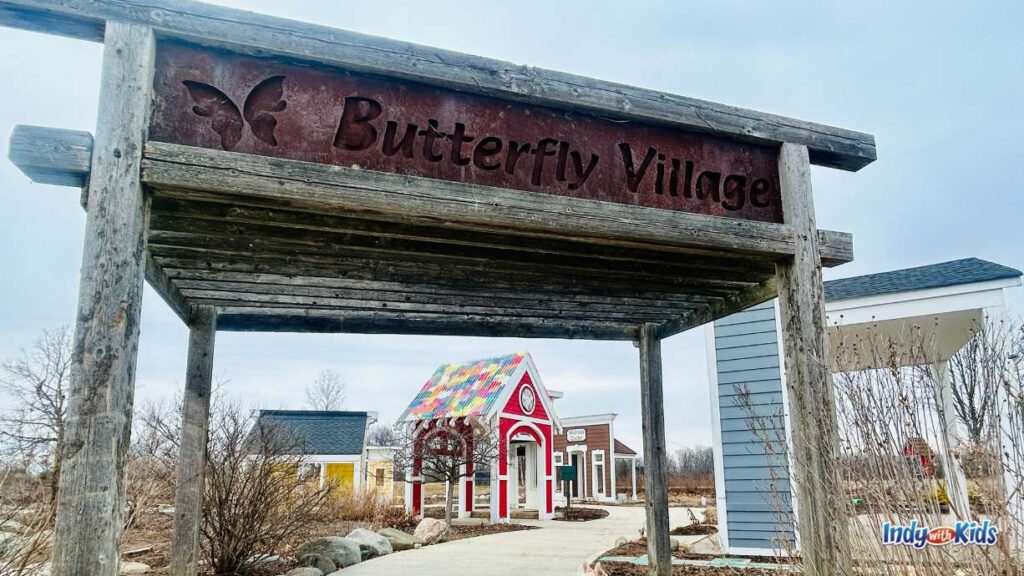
[987,305,1023,554]
[931,361,971,520]
[457,463,471,519]
[631,456,638,500]
[525,444,538,509]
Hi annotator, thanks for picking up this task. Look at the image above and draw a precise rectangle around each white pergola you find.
[823,261,1021,540]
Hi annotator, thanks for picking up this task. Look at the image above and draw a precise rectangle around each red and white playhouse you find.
[397,352,560,522]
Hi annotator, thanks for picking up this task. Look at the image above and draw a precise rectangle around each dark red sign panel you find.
[150,43,783,222]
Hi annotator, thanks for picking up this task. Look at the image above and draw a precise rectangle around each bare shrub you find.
[201,403,333,575]
[322,488,417,531]
[737,317,1024,574]
[0,468,53,576]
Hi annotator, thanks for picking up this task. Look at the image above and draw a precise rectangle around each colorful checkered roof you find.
[399,352,527,421]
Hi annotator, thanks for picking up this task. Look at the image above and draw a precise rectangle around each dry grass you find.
[735,318,1024,574]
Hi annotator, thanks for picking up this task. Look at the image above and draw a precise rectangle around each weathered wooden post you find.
[169,306,217,576]
[774,143,851,574]
[638,323,672,576]
[50,20,155,576]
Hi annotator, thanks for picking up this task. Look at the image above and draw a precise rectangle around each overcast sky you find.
[0,0,1021,453]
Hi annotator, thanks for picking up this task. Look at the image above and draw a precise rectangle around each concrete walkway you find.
[342,506,696,576]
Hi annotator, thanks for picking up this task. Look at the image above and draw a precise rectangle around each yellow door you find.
[325,463,355,492]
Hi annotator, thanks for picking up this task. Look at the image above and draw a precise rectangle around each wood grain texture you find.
[141,142,855,265]
[7,128,853,265]
[657,278,779,338]
[215,306,637,340]
[8,124,92,188]
[169,306,216,576]
[0,0,876,171]
[50,21,154,576]
[773,143,850,575]
[638,323,672,576]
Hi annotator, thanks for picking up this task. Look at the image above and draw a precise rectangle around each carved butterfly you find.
[182,75,287,151]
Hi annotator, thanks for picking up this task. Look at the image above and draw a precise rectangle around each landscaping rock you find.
[0,520,25,534]
[0,532,16,555]
[285,568,323,576]
[347,528,393,558]
[614,536,628,547]
[688,533,721,555]
[119,562,150,574]
[377,527,423,552]
[413,518,449,544]
[295,536,361,568]
[298,553,336,574]
[247,553,281,566]
[669,537,691,554]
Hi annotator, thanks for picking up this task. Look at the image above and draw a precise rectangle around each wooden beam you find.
[164,271,707,311]
[150,249,722,304]
[144,253,190,323]
[169,306,216,576]
[0,0,876,171]
[7,129,854,266]
[51,21,155,576]
[638,323,671,576]
[656,278,779,338]
[141,142,854,265]
[8,124,92,188]
[149,193,778,278]
[215,307,637,340]
[172,279,695,317]
[773,143,850,575]
[180,291,670,323]
[145,227,760,295]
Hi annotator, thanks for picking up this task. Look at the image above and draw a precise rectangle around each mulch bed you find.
[669,523,718,536]
[602,539,793,565]
[553,506,609,522]
[447,523,539,541]
[597,561,784,576]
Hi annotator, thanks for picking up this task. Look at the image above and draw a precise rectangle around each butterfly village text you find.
[160,41,784,222]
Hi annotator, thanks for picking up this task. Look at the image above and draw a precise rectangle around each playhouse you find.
[398,352,560,522]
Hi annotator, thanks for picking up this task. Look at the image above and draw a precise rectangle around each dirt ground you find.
[598,562,786,576]
[601,539,795,566]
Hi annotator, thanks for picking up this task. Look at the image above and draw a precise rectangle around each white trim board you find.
[705,323,731,551]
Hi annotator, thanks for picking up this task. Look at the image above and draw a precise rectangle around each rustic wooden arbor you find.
[3,2,875,575]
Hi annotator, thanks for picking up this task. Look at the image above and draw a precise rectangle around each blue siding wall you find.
[713,301,796,551]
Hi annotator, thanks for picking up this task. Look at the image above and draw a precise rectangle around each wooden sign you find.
[150,42,783,222]
[566,428,587,442]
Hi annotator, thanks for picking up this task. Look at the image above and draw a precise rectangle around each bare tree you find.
[0,327,72,503]
[305,369,346,411]
[366,422,400,447]
[948,326,1002,446]
[672,445,714,478]
[394,422,500,525]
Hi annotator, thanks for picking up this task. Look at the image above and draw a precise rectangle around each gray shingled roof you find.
[824,258,1022,302]
[253,410,368,455]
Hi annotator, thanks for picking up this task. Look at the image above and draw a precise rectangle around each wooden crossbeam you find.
[215,306,638,340]
[0,1,875,171]
[656,278,779,339]
[8,124,91,188]
[8,125,855,266]
[149,193,779,278]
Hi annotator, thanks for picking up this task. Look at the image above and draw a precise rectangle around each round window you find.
[519,385,536,415]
